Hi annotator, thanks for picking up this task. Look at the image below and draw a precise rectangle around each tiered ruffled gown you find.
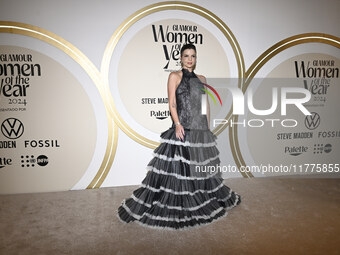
[116,68,241,230]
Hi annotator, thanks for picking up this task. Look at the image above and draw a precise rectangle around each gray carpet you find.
[0,178,339,255]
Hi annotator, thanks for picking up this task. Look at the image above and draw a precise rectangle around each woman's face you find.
[181,49,196,69]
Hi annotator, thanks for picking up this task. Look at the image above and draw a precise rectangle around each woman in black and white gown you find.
[117,43,241,230]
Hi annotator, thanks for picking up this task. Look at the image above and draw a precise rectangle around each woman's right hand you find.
[176,124,185,141]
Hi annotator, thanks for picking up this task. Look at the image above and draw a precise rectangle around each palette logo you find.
[200,83,222,114]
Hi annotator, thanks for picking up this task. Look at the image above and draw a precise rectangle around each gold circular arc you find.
[101,1,245,149]
[0,21,118,189]
[231,32,340,178]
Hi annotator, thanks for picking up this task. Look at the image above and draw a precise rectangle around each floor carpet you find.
[0,177,339,255]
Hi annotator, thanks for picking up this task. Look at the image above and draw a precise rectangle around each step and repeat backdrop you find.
[0,1,339,194]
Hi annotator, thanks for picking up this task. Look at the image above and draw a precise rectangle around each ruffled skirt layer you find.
[116,127,241,230]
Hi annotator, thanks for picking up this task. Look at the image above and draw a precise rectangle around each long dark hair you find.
[180,43,196,56]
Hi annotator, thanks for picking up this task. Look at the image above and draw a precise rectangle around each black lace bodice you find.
[171,68,209,130]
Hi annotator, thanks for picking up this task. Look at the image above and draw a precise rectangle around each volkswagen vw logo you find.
[1,118,24,139]
[304,112,320,130]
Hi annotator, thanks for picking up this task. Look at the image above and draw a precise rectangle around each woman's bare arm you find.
[167,72,185,140]
[167,72,180,123]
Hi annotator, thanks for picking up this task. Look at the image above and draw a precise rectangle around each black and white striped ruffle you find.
[116,127,241,230]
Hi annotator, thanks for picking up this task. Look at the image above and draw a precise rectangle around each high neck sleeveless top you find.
[171,68,209,130]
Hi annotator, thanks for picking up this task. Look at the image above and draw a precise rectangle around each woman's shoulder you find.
[168,70,182,81]
[169,70,182,77]
[195,73,207,83]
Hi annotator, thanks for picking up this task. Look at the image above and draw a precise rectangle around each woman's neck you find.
[182,67,193,72]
